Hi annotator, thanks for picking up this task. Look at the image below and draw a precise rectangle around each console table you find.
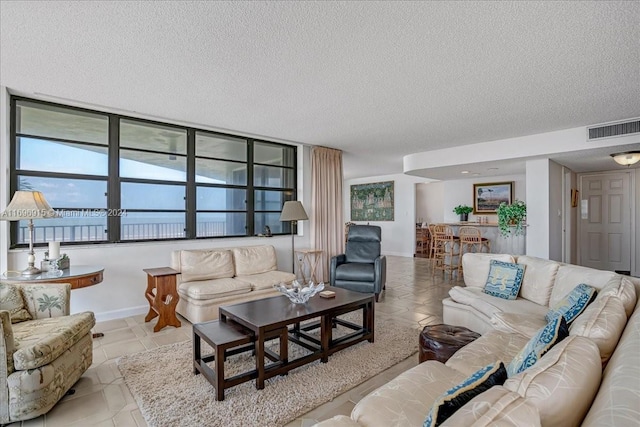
[2,265,106,338]
[1,265,104,290]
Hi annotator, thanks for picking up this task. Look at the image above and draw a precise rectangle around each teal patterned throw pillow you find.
[546,283,597,325]
[507,316,569,377]
[423,361,507,427]
[483,260,525,300]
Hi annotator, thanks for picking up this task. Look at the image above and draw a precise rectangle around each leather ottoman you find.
[419,324,480,363]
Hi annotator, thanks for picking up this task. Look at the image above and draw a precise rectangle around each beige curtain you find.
[311,147,343,282]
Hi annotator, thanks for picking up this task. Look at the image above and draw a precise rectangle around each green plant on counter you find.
[497,200,527,237]
[452,205,473,215]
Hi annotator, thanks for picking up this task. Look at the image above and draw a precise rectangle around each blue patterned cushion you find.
[424,361,507,427]
[507,316,569,377]
[545,283,597,324]
[482,260,525,300]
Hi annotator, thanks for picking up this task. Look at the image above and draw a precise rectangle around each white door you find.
[579,172,631,272]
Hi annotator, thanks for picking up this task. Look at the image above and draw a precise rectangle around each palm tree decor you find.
[38,294,63,317]
[497,200,527,237]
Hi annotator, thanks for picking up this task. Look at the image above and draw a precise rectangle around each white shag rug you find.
[117,315,418,427]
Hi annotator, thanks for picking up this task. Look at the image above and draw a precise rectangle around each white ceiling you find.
[1,1,639,179]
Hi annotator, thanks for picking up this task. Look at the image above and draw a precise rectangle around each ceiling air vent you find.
[588,119,640,140]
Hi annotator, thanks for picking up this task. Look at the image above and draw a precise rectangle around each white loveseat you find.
[315,254,640,427]
[171,245,296,323]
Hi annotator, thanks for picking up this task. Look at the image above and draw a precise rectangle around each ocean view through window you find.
[9,97,298,247]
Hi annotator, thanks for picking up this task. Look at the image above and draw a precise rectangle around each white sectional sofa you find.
[170,245,295,323]
[315,254,640,427]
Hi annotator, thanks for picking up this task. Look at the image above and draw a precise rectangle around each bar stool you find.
[457,226,490,275]
[432,224,460,278]
[416,226,431,257]
[427,224,440,261]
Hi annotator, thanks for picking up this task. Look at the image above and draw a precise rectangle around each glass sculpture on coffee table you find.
[274,280,324,304]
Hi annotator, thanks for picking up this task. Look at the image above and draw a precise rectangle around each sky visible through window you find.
[20,138,229,238]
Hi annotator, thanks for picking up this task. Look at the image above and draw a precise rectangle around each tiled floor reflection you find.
[9,256,460,426]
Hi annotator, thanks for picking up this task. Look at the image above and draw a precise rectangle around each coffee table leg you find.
[321,315,332,363]
[193,331,201,375]
[256,333,265,389]
[367,299,375,343]
[280,327,288,364]
[215,345,225,401]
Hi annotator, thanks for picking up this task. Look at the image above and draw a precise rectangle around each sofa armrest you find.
[329,254,346,286]
[17,283,71,319]
[0,310,15,377]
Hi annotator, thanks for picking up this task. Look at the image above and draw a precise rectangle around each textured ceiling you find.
[1,1,639,179]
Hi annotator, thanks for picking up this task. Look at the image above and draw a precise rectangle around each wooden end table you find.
[295,249,323,283]
[143,267,181,332]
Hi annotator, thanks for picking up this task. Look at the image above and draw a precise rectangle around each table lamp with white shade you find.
[279,201,309,274]
[0,191,59,276]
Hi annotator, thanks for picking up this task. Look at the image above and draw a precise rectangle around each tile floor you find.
[10,256,461,427]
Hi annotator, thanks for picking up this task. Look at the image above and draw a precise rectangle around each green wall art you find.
[350,181,394,221]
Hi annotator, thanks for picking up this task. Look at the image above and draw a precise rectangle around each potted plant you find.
[453,205,473,222]
[497,200,527,237]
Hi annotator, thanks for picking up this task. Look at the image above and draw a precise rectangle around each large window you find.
[9,97,298,246]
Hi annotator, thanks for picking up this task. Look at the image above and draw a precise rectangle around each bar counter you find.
[441,222,526,255]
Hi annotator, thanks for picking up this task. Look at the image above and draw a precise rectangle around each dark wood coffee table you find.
[219,287,375,391]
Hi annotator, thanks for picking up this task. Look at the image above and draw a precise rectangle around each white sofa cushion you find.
[449,287,548,320]
[582,297,640,427]
[549,264,616,307]
[503,336,602,427]
[232,246,278,276]
[441,386,541,427]
[569,295,627,364]
[350,361,467,427]
[490,312,547,338]
[516,256,559,306]
[235,270,296,290]
[596,276,637,317]
[462,253,516,289]
[178,278,251,300]
[178,249,235,282]
[446,330,529,377]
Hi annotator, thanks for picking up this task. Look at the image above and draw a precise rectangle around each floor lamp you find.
[279,201,309,276]
[0,191,59,276]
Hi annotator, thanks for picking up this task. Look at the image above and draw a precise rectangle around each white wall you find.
[526,159,550,258]
[441,175,526,223]
[416,174,526,225]
[634,170,639,277]
[345,173,424,257]
[564,169,578,264]
[548,160,564,261]
[415,182,444,225]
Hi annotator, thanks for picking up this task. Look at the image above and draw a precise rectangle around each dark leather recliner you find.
[330,225,386,301]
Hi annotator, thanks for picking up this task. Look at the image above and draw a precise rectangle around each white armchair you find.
[0,282,95,424]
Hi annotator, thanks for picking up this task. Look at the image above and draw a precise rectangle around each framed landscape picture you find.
[473,182,513,214]
[350,181,394,221]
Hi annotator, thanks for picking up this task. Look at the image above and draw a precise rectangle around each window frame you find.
[8,96,298,248]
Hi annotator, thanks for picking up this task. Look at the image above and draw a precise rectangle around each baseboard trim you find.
[94,305,148,323]
[382,251,415,258]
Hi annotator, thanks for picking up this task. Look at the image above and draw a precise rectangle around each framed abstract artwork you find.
[473,182,513,214]
[350,181,394,221]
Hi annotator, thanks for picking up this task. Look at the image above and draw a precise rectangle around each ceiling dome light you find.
[611,151,640,166]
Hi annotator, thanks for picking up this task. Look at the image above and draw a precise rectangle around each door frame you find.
[576,169,637,276]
